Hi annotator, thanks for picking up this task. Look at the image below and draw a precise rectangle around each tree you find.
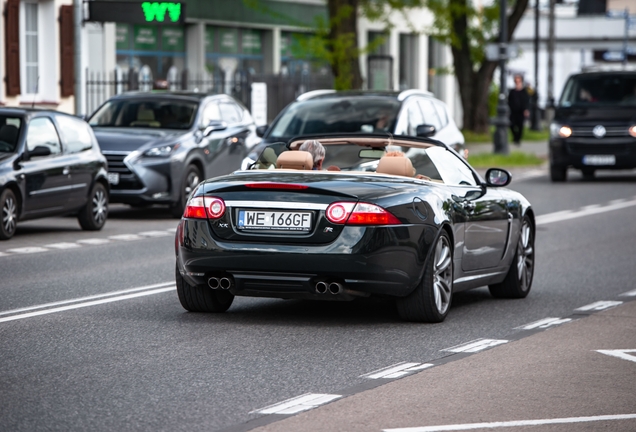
[426,0,529,133]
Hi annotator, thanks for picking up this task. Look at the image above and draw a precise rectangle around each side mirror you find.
[255,125,268,138]
[28,145,52,159]
[485,168,511,187]
[203,120,227,136]
[416,124,436,138]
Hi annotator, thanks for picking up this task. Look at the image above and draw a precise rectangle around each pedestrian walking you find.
[508,74,530,145]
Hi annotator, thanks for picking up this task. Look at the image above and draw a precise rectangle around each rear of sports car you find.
[175,171,439,303]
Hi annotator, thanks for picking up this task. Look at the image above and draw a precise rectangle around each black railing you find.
[85,69,334,122]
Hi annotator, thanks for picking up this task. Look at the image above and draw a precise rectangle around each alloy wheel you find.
[433,235,453,314]
[92,189,108,225]
[184,170,200,198]
[517,220,534,293]
[2,194,17,235]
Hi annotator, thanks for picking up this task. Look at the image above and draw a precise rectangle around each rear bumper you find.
[550,138,636,169]
[176,219,437,299]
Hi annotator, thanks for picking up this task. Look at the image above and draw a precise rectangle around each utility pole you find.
[492,0,510,155]
[546,0,555,123]
[530,0,540,131]
[74,0,83,115]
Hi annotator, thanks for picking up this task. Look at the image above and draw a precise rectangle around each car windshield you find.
[268,97,402,140]
[0,115,22,153]
[559,74,636,107]
[88,99,198,130]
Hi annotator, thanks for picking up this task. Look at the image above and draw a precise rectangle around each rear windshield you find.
[268,98,402,140]
[560,74,636,107]
[88,99,198,130]
[0,115,23,153]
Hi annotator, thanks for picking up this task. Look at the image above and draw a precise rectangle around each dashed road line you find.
[45,242,81,249]
[108,234,143,241]
[442,339,508,353]
[6,246,49,254]
[383,413,636,432]
[362,362,434,379]
[139,230,173,237]
[515,317,572,330]
[77,238,111,245]
[536,196,636,225]
[575,300,623,312]
[597,349,636,364]
[620,288,636,297]
[250,393,341,415]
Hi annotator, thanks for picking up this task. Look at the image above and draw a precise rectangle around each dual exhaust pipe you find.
[315,281,343,295]
[208,276,233,290]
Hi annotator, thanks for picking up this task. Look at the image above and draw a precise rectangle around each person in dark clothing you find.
[508,74,530,144]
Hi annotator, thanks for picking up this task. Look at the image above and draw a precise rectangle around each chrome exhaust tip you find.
[328,282,343,295]
[208,277,220,290]
[315,281,328,294]
[219,277,233,290]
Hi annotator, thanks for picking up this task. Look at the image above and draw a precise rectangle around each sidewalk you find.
[246,297,636,432]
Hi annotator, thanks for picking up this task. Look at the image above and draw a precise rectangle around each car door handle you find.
[462,201,476,212]
[63,166,70,176]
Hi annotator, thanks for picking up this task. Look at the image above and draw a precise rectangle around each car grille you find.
[103,151,144,190]
[567,143,630,155]
[570,126,629,138]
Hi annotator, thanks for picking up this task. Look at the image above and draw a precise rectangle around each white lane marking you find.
[576,300,623,312]
[597,349,636,364]
[620,288,636,297]
[0,252,9,257]
[0,282,174,317]
[6,247,49,254]
[383,413,636,432]
[0,286,175,323]
[362,362,420,379]
[77,238,111,245]
[165,227,177,233]
[139,230,172,237]
[251,393,341,415]
[109,234,142,241]
[442,339,508,353]
[515,317,572,330]
[45,242,81,249]
[536,198,636,226]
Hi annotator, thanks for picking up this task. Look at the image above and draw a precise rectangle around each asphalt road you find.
[1,167,635,432]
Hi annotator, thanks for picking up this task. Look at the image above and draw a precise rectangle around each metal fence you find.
[85,69,334,122]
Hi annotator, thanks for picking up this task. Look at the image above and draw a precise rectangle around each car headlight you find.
[550,123,572,138]
[629,125,636,138]
[144,143,180,157]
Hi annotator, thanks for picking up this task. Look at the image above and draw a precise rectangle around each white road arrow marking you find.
[597,350,636,364]
[442,339,508,353]
[516,317,572,330]
[576,301,623,312]
[251,393,341,415]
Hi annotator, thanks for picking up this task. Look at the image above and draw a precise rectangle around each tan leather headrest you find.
[376,156,416,177]
[276,151,314,170]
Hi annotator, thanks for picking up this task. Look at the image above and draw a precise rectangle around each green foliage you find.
[463,127,549,143]
[467,151,544,168]
[488,83,499,118]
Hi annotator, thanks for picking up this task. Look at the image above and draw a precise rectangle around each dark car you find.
[175,134,534,323]
[549,70,636,181]
[241,90,465,169]
[88,92,260,217]
[0,108,109,240]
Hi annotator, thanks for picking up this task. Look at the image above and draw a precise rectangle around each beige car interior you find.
[275,150,314,170]
[376,156,416,177]
[130,108,161,127]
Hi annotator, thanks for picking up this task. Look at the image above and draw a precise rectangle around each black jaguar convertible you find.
[174,134,535,322]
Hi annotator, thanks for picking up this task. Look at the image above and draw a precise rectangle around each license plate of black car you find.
[583,155,615,165]
[237,210,312,231]
[107,172,120,185]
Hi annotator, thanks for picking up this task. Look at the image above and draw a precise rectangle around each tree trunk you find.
[327,0,363,90]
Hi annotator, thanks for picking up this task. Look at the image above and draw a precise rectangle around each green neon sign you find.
[141,2,181,23]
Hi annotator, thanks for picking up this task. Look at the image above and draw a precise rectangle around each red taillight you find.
[326,202,401,225]
[183,196,225,219]
[245,182,309,190]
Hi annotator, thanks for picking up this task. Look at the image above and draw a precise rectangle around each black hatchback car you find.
[88,92,259,217]
[0,108,109,240]
[549,70,636,181]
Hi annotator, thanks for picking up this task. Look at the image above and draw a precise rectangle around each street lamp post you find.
[493,0,509,155]
[530,0,541,131]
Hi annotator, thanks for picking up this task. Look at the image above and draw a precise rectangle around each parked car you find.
[241,90,465,169]
[549,70,636,181]
[88,92,260,216]
[176,134,534,323]
[0,108,109,240]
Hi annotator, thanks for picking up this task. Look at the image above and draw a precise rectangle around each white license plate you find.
[583,155,616,166]
[107,172,120,185]
[237,210,312,231]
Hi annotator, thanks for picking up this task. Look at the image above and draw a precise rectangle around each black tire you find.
[549,164,567,182]
[581,169,595,180]
[0,188,18,240]
[78,182,108,231]
[489,215,535,299]
[171,164,202,218]
[396,231,453,323]
[175,264,234,313]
